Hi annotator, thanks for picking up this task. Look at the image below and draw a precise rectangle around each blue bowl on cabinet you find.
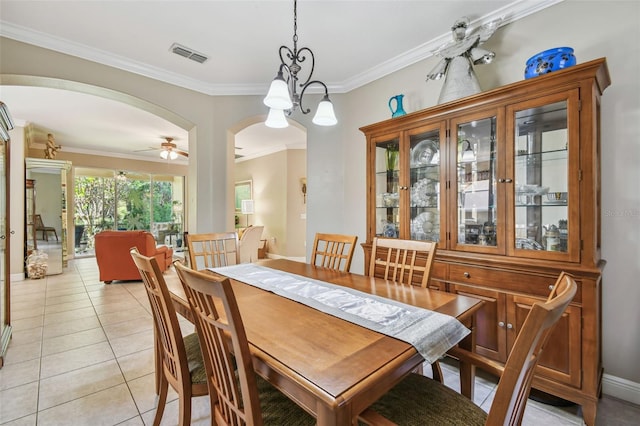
[524,47,576,79]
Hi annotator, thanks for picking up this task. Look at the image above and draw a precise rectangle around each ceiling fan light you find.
[312,96,338,126]
[265,108,289,128]
[263,73,293,110]
[160,150,169,159]
[169,150,178,160]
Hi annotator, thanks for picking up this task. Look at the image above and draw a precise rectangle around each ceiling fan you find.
[136,137,188,160]
[159,137,188,160]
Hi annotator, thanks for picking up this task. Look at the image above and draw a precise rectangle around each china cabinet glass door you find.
[373,135,400,239]
[408,127,443,242]
[509,90,579,261]
[452,113,502,252]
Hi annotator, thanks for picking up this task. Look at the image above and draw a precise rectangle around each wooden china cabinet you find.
[360,58,609,426]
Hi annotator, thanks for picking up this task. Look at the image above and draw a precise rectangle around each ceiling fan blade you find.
[133,146,159,152]
[175,149,189,157]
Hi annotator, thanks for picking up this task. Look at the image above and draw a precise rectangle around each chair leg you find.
[153,329,161,394]
[178,391,192,426]
[153,374,169,426]
[431,361,444,383]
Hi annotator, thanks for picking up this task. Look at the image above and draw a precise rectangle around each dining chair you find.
[368,237,441,380]
[129,248,208,426]
[358,272,578,426]
[311,232,358,272]
[368,237,437,287]
[174,262,316,425]
[239,225,264,263]
[185,231,239,270]
[35,214,58,241]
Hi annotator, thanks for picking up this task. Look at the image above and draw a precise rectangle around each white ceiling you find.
[0,0,559,162]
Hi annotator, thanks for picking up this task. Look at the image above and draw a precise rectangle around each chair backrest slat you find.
[311,232,358,273]
[369,237,437,287]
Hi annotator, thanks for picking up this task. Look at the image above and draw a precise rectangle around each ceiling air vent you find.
[170,43,208,64]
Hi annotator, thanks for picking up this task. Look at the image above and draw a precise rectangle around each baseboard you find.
[10,272,25,282]
[603,373,640,405]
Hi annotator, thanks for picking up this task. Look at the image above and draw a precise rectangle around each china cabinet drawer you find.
[448,264,582,302]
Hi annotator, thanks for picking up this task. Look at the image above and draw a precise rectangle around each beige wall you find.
[1,0,639,396]
[235,148,307,258]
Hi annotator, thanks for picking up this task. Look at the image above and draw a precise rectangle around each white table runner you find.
[211,264,470,364]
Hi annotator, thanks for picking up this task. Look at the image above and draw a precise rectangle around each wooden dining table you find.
[165,258,483,426]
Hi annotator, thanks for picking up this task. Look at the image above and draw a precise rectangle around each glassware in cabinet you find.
[513,98,570,254]
[408,129,441,242]
[374,137,400,238]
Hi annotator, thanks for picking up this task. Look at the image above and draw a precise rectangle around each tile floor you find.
[1,257,639,425]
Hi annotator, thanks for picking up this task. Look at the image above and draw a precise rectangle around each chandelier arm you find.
[279,45,296,67]
[294,47,315,87]
[299,80,329,115]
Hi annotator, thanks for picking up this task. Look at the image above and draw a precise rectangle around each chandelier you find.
[263,0,337,128]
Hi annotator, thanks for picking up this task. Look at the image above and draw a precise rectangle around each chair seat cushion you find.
[183,333,206,385]
[366,373,487,426]
[256,375,316,425]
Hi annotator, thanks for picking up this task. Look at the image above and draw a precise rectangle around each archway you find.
[1,75,194,273]
[227,115,307,259]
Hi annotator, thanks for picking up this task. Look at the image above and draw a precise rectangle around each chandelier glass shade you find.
[263,0,337,128]
[265,107,289,128]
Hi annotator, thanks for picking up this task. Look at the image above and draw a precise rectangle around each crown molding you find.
[0,0,562,96]
[340,0,564,92]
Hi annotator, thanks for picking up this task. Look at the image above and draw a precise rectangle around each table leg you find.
[316,402,349,426]
[458,315,477,400]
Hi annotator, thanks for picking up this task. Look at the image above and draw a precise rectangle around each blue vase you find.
[389,94,407,118]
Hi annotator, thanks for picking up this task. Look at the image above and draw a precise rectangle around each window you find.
[74,167,185,250]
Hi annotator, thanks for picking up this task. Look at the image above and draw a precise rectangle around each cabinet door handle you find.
[463,272,471,278]
[497,178,505,183]
[504,178,513,183]
[507,323,513,329]
[401,186,408,190]
[498,321,505,328]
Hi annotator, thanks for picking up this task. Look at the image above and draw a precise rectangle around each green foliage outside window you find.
[74,172,182,249]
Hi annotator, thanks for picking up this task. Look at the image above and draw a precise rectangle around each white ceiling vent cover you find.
[169,43,208,64]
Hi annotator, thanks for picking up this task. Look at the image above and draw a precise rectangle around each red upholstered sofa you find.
[94,230,173,283]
